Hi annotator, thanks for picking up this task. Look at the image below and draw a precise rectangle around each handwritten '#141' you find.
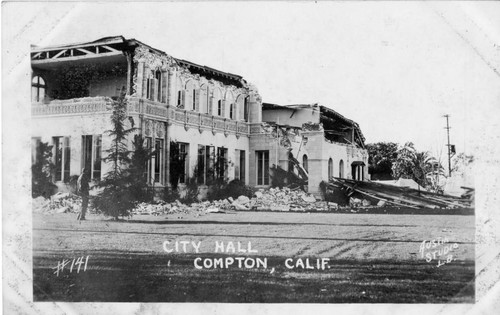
[52,256,89,276]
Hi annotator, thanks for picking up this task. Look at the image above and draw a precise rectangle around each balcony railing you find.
[31,96,114,116]
[32,96,249,136]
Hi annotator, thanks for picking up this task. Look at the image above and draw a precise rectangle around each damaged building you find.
[31,36,368,196]
[256,103,368,194]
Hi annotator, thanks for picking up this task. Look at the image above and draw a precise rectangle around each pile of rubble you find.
[33,187,361,216]
[131,187,339,215]
[32,192,88,214]
[231,187,335,212]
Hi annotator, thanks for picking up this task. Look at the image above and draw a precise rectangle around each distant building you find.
[31,36,367,196]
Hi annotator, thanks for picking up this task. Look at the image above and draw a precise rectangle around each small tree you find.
[127,134,155,202]
[93,92,136,219]
[31,141,57,198]
[392,142,417,180]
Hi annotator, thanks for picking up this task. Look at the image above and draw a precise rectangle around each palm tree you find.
[392,143,444,191]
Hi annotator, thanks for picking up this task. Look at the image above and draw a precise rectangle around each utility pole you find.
[443,114,452,176]
[276,117,280,166]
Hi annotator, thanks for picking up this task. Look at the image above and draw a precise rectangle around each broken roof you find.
[31,36,247,88]
[262,102,366,148]
[30,35,128,51]
[319,105,365,145]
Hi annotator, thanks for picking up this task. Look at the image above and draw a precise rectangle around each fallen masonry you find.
[32,179,474,217]
[32,187,335,216]
[32,193,84,215]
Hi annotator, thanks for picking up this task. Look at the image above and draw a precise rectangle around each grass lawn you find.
[33,210,475,303]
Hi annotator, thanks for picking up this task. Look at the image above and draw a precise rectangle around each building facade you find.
[31,36,367,196]
[259,103,368,194]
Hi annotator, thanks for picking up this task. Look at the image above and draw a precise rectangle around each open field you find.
[33,211,475,303]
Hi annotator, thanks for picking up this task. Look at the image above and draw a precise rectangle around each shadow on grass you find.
[33,250,474,303]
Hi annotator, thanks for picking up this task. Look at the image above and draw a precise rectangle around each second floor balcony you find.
[32,96,250,137]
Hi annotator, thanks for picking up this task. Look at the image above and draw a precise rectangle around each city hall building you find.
[31,36,368,196]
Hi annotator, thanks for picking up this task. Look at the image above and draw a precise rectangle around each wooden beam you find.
[31,51,124,64]
[354,187,420,209]
[32,52,42,59]
[30,38,124,53]
[102,45,119,52]
[52,49,67,59]
[77,48,95,55]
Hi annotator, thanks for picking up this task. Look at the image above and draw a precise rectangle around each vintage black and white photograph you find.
[3,1,500,314]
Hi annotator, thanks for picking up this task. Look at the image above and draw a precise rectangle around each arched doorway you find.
[339,159,344,178]
[302,154,308,173]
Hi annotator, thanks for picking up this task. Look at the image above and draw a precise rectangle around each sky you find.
[4,1,500,161]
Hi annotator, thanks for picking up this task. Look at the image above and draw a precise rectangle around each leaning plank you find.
[329,180,421,209]
[288,155,309,180]
[354,188,420,209]
[423,195,469,208]
[403,193,449,208]
[359,188,433,208]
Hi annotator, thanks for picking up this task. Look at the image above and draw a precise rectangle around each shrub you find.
[68,175,80,195]
[31,141,57,198]
[163,187,180,203]
[180,177,200,204]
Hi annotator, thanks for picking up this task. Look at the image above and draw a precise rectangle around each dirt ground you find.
[33,210,475,303]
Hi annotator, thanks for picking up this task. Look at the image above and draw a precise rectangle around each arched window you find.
[212,88,222,116]
[328,158,333,179]
[192,89,196,110]
[184,80,198,111]
[217,100,222,116]
[339,159,344,178]
[303,154,308,173]
[244,97,249,121]
[32,75,46,102]
[155,70,162,101]
[229,103,234,119]
[177,90,183,108]
[200,84,208,114]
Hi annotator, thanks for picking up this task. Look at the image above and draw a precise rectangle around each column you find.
[302,130,324,196]
[136,61,145,98]
[164,122,171,188]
